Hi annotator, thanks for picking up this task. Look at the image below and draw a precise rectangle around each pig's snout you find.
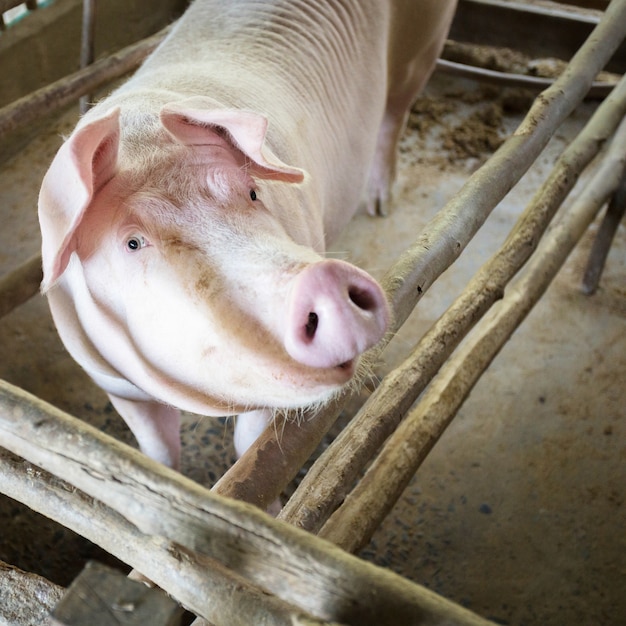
[284,260,389,369]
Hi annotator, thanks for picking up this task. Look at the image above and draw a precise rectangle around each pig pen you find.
[0,1,625,625]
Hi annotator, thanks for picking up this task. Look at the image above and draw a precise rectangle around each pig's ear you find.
[38,108,120,291]
[160,100,305,183]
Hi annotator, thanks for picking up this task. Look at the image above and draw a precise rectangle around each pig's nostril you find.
[304,287,376,343]
[305,311,319,338]
[348,286,377,311]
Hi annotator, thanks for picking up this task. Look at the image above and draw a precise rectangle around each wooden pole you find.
[0,449,344,626]
[0,381,494,626]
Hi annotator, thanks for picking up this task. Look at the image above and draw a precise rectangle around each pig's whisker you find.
[325,249,350,260]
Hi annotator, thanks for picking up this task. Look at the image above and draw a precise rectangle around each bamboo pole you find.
[279,73,626,532]
[214,0,626,511]
[317,111,626,553]
[0,380,494,626]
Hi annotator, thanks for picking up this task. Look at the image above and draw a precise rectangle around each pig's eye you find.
[249,189,257,201]
[126,235,148,252]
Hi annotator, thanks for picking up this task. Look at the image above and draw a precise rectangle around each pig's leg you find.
[234,409,283,515]
[108,395,182,470]
[366,54,442,217]
[366,103,411,217]
[234,409,273,459]
[108,396,182,588]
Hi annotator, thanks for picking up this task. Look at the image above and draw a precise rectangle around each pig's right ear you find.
[160,100,305,183]
[38,108,120,292]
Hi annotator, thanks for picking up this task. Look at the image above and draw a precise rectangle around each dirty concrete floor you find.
[0,73,624,625]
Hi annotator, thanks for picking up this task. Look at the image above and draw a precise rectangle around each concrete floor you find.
[0,72,624,625]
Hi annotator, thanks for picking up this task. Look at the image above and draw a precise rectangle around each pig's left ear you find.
[38,107,120,291]
[160,100,305,183]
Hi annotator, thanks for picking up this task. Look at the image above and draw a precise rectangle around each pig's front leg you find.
[234,409,273,459]
[366,103,411,218]
[235,409,283,515]
[367,42,447,217]
[108,395,182,470]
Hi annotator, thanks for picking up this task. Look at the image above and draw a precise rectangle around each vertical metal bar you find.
[79,0,97,114]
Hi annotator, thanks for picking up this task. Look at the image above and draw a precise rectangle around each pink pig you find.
[38,0,456,472]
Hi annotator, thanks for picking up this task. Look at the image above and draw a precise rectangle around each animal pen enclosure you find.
[0,0,625,624]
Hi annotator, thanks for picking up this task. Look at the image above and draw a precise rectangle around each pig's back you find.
[115,0,391,238]
[132,0,388,107]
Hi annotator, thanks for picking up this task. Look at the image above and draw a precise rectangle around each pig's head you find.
[38,100,389,418]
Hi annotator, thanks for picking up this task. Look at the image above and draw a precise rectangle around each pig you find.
[38,0,457,475]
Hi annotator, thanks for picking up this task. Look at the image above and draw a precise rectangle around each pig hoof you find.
[266,499,283,517]
[365,188,391,217]
[370,196,389,218]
